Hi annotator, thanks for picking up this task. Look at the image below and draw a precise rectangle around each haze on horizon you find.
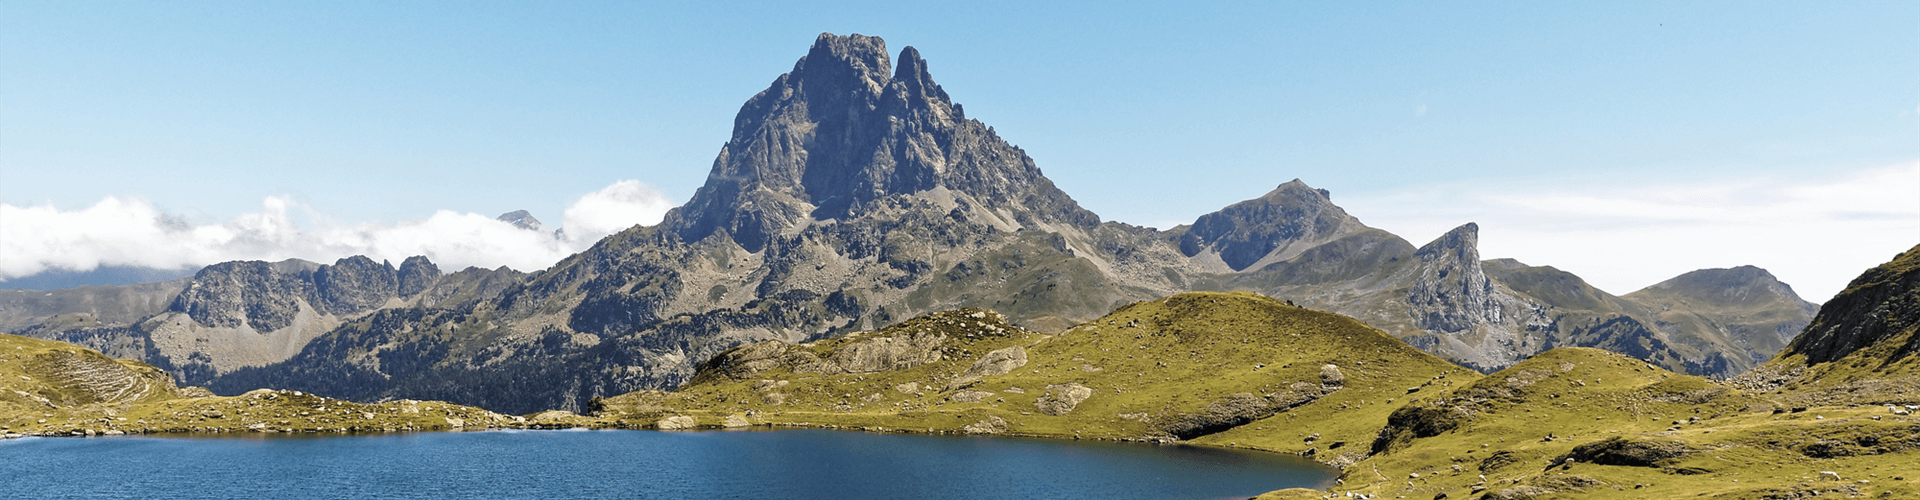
[2,2,1915,303]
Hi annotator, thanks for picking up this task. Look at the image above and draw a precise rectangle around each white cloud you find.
[0,180,676,280]
[560,180,676,245]
[1341,161,1920,303]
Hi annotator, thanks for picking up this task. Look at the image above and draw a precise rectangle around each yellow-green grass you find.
[1,333,517,436]
[1338,347,1920,499]
[597,291,1475,468]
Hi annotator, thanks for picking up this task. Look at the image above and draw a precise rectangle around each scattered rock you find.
[894,382,919,394]
[951,390,996,403]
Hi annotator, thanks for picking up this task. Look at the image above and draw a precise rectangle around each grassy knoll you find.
[592,291,1475,468]
[1,333,518,436]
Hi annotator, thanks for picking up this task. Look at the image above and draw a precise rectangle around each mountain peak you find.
[1634,265,1810,308]
[796,33,891,96]
[1179,179,1364,271]
[497,210,545,232]
[1416,222,1480,262]
[665,33,1094,251]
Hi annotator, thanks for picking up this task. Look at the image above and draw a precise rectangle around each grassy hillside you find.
[590,291,1476,467]
[1342,347,1920,499]
[1,333,519,437]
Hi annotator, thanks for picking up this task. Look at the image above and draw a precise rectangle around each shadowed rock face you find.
[1780,244,1920,366]
[396,256,441,299]
[314,256,398,315]
[169,261,318,332]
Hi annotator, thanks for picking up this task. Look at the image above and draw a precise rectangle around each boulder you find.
[1320,364,1345,386]
[1035,383,1093,416]
[962,416,1009,434]
[947,346,1028,389]
[656,415,698,430]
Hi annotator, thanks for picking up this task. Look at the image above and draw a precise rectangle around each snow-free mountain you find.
[4,33,1816,413]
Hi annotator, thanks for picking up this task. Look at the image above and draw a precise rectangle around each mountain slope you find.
[1737,244,1920,405]
[1336,347,1920,499]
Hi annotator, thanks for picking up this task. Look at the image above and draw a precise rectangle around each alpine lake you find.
[2,428,1335,499]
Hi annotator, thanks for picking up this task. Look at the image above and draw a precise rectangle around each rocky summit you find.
[5,33,1818,414]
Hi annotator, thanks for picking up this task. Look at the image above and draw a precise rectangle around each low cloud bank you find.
[1343,161,1920,303]
[0,180,675,280]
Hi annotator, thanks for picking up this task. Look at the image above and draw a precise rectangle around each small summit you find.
[1633,266,1811,308]
[1179,179,1364,271]
[1415,222,1479,263]
[497,210,545,232]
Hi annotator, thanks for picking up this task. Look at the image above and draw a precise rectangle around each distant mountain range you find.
[0,265,200,291]
[2,33,1818,414]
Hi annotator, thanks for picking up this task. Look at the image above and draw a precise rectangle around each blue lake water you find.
[1,429,1336,499]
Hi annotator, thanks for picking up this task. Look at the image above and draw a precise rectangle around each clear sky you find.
[3,1,1916,302]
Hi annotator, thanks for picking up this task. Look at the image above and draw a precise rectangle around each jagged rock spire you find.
[1408,223,1499,332]
[663,33,1095,251]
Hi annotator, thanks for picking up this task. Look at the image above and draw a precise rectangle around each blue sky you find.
[3,1,1916,301]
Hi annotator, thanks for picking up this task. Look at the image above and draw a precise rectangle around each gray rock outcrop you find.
[1034,382,1093,416]
[948,346,1028,389]
[804,331,945,374]
[656,415,698,430]
[962,415,1008,434]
